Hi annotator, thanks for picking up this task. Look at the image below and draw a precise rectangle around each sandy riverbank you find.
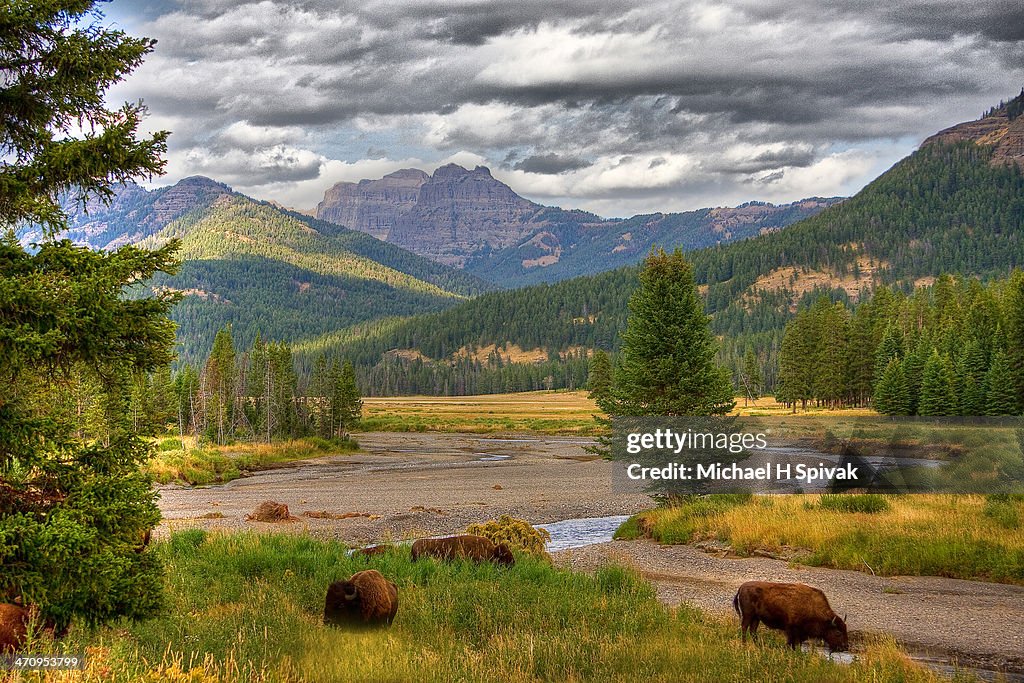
[156,431,652,543]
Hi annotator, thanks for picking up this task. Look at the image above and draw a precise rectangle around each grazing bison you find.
[357,544,393,557]
[410,535,515,566]
[733,581,849,652]
[0,603,29,653]
[324,570,398,627]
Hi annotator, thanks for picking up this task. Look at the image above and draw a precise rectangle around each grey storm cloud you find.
[115,0,1024,211]
[514,153,592,175]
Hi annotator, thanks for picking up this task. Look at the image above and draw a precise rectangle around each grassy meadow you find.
[358,391,878,435]
[359,391,604,434]
[146,436,358,486]
[19,531,958,683]
[616,493,1024,584]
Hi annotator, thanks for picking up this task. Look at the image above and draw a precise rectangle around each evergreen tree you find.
[0,0,173,629]
[203,326,237,444]
[985,350,1019,416]
[1004,270,1024,413]
[918,351,957,416]
[874,358,910,416]
[601,249,734,416]
[957,340,988,417]
[331,360,363,438]
[587,350,613,402]
[740,348,762,405]
[776,310,816,411]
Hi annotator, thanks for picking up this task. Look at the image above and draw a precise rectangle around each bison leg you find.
[741,616,759,643]
[785,628,803,650]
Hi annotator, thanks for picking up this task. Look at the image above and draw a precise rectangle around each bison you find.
[0,603,29,653]
[410,535,515,566]
[324,570,398,627]
[733,581,849,652]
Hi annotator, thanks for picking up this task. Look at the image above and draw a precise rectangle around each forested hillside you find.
[463,198,841,287]
[135,192,490,362]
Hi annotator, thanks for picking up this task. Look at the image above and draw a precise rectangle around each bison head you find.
[323,580,361,626]
[825,613,849,652]
[494,543,516,566]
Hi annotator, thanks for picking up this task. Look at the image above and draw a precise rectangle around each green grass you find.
[50,531,953,682]
[147,436,358,485]
[620,494,1024,584]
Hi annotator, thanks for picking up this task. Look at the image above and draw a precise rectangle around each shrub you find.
[818,494,890,514]
[465,515,551,556]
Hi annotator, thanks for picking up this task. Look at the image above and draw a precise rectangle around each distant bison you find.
[324,570,398,627]
[733,581,849,652]
[357,544,393,557]
[410,535,515,566]
[0,603,29,652]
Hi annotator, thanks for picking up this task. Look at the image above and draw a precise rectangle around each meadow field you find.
[19,531,956,683]
[145,437,358,486]
[359,391,877,434]
[616,493,1024,584]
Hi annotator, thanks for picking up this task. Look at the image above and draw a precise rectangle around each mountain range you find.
[304,93,1024,394]
[314,163,841,287]
[26,91,1024,390]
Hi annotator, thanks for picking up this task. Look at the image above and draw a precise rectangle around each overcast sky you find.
[105,0,1024,217]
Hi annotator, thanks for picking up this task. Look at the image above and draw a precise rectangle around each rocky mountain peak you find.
[316,164,542,266]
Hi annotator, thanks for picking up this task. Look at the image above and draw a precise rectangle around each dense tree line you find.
[775,273,1024,415]
[133,326,363,443]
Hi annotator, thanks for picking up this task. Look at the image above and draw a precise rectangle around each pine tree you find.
[601,249,734,416]
[918,351,956,416]
[1004,270,1024,413]
[0,1,173,629]
[957,339,988,417]
[203,326,237,444]
[776,310,816,411]
[985,350,1018,416]
[331,360,363,438]
[874,358,910,416]
[587,349,613,402]
[740,348,762,405]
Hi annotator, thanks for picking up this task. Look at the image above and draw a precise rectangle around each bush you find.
[984,495,1022,529]
[465,515,551,556]
[818,494,890,514]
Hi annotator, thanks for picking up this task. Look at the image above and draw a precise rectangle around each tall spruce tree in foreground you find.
[599,249,734,416]
[0,1,172,628]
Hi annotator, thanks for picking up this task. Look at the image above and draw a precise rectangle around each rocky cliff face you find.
[316,164,542,266]
[315,168,428,240]
[923,96,1024,167]
[387,165,542,267]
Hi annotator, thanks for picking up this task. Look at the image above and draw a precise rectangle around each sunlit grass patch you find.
[621,494,1024,583]
[146,436,357,485]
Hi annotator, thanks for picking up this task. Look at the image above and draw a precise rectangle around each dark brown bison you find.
[733,581,849,652]
[323,570,398,627]
[357,544,393,557]
[410,535,515,566]
[0,603,29,653]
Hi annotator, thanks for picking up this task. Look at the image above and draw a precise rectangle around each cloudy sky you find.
[105,0,1024,217]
